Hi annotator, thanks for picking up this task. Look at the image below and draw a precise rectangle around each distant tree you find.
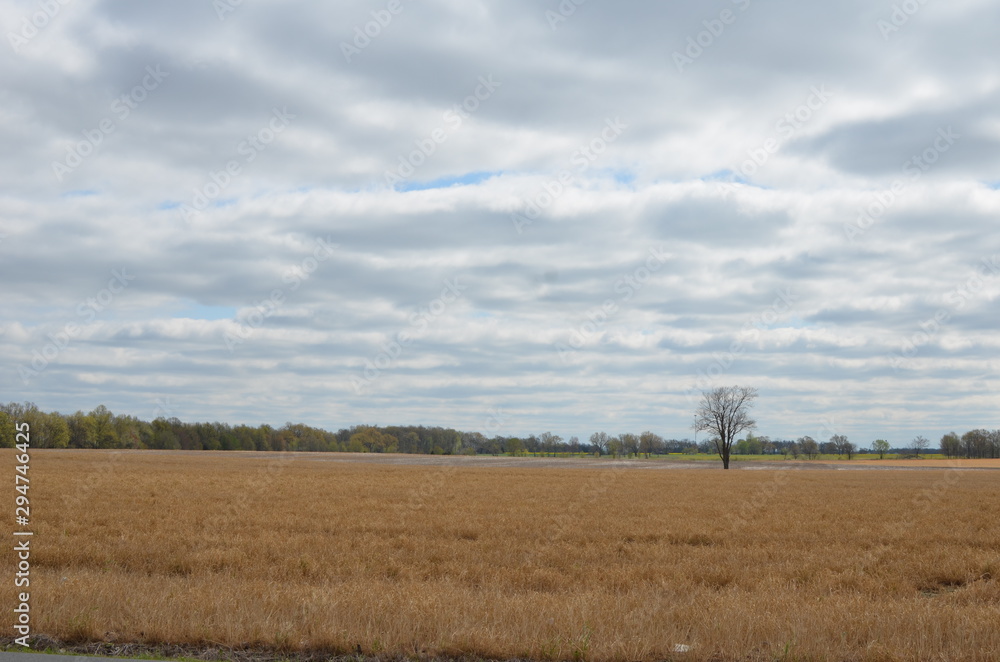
[350,426,398,453]
[89,405,122,448]
[872,439,891,460]
[397,430,421,454]
[26,410,69,448]
[506,437,525,456]
[151,417,180,450]
[0,403,36,447]
[639,431,663,458]
[692,386,759,470]
[589,431,610,456]
[961,429,991,458]
[288,423,335,452]
[618,433,639,458]
[830,434,856,460]
[462,431,488,454]
[539,431,563,456]
[234,424,266,452]
[798,436,819,460]
[788,442,800,459]
[115,414,145,449]
[608,436,624,459]
[0,411,14,448]
[67,411,97,448]
[912,435,930,457]
[667,438,684,453]
[940,432,961,458]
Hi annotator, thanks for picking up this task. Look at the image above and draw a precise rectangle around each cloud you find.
[2,0,999,445]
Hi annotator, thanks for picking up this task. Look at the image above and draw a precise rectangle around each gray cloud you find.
[2,0,999,445]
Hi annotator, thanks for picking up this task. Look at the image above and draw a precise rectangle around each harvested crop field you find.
[5,450,1000,661]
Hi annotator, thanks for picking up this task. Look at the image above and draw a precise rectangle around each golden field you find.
[4,450,1000,662]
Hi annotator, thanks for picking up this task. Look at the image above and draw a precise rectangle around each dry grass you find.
[5,449,1000,662]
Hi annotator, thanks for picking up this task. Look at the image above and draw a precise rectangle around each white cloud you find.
[2,0,999,444]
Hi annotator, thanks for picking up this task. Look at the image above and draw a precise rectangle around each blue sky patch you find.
[397,171,501,192]
[171,301,238,321]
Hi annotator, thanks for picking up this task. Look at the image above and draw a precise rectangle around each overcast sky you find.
[2,0,998,445]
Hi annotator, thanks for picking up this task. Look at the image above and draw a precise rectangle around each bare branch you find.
[692,386,758,469]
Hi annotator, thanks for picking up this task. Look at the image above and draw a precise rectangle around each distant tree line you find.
[0,402,684,455]
[0,402,997,459]
[939,430,1000,459]
[715,432,999,460]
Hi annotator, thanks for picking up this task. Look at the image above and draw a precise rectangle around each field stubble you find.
[4,450,1000,662]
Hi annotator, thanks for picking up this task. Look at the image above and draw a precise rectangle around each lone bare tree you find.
[693,386,759,469]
